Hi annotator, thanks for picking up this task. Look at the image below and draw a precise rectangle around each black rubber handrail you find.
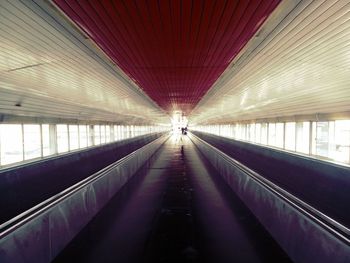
[189,133,350,245]
[0,134,169,238]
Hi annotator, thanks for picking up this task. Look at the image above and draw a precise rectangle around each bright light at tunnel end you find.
[171,111,188,134]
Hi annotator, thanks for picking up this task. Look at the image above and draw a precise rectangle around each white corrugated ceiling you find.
[190,0,350,124]
[1,0,349,126]
[0,0,168,124]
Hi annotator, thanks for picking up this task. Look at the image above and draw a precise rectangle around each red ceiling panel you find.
[53,0,280,114]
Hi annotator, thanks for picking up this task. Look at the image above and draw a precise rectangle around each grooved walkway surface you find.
[53,134,291,263]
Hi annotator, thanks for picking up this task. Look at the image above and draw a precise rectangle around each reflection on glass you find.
[24,124,41,160]
[69,125,79,150]
[57,124,69,153]
[285,122,296,151]
[0,124,23,165]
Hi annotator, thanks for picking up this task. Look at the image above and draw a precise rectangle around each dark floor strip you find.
[143,144,201,263]
[53,134,292,263]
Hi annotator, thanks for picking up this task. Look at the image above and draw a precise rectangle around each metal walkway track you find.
[53,134,291,263]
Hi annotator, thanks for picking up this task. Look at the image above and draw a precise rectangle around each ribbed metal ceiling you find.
[53,0,280,114]
[2,0,347,126]
[191,0,350,124]
[0,0,168,124]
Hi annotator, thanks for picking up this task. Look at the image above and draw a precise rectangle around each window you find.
[129,125,134,138]
[119,125,123,139]
[230,125,235,138]
[115,125,121,141]
[248,124,255,142]
[125,126,130,139]
[79,125,88,148]
[219,125,223,137]
[236,124,245,140]
[261,123,268,144]
[333,120,350,163]
[0,124,23,165]
[311,122,317,155]
[69,125,79,150]
[285,122,296,151]
[121,126,125,140]
[268,123,276,146]
[119,126,123,140]
[236,124,241,139]
[0,122,162,167]
[220,125,225,137]
[100,125,106,143]
[94,125,101,145]
[315,122,332,158]
[296,122,310,154]
[106,125,111,142]
[23,124,41,160]
[275,123,284,148]
[42,124,51,156]
[233,124,238,139]
[194,120,350,165]
[241,124,247,140]
[57,124,69,153]
[255,123,261,143]
[87,125,93,147]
